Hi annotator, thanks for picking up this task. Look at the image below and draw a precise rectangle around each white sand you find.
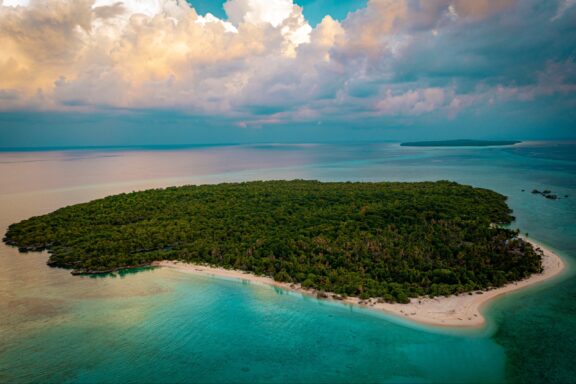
[153,238,566,328]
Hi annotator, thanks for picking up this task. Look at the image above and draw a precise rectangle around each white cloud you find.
[92,0,164,17]
[224,0,311,51]
[195,13,238,33]
[224,0,293,27]
[0,0,572,127]
[1,0,30,7]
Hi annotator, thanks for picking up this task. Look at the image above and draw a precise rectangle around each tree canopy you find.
[4,180,542,303]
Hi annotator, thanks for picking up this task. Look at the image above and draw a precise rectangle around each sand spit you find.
[153,238,566,328]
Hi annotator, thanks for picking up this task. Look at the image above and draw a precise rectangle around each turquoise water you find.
[0,142,574,383]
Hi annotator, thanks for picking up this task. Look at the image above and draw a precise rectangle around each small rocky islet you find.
[523,189,569,200]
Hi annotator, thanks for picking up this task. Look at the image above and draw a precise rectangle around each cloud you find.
[450,0,516,20]
[224,0,293,27]
[376,88,446,116]
[0,0,574,134]
[1,0,30,6]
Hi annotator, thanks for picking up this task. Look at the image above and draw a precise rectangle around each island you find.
[400,140,521,147]
[531,189,569,200]
[4,179,550,308]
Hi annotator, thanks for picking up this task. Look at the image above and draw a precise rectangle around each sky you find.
[0,0,575,147]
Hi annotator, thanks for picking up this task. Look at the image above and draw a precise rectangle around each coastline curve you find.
[153,238,566,329]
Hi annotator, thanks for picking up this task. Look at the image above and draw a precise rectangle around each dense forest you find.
[4,180,542,303]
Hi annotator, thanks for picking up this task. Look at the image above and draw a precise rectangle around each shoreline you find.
[153,238,566,328]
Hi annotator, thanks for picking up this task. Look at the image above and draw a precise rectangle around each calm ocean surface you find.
[0,142,574,383]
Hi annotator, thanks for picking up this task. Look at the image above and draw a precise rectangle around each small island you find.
[531,189,568,200]
[4,180,544,306]
[400,140,521,147]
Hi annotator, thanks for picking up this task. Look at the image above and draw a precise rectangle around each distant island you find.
[4,180,542,304]
[400,140,521,147]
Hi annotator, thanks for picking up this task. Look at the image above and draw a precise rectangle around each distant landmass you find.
[400,140,521,147]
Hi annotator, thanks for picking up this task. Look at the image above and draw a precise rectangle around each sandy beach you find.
[153,238,566,328]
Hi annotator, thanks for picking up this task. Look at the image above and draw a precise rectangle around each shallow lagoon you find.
[1,142,574,383]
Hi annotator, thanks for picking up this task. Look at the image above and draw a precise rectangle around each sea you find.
[0,141,574,383]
